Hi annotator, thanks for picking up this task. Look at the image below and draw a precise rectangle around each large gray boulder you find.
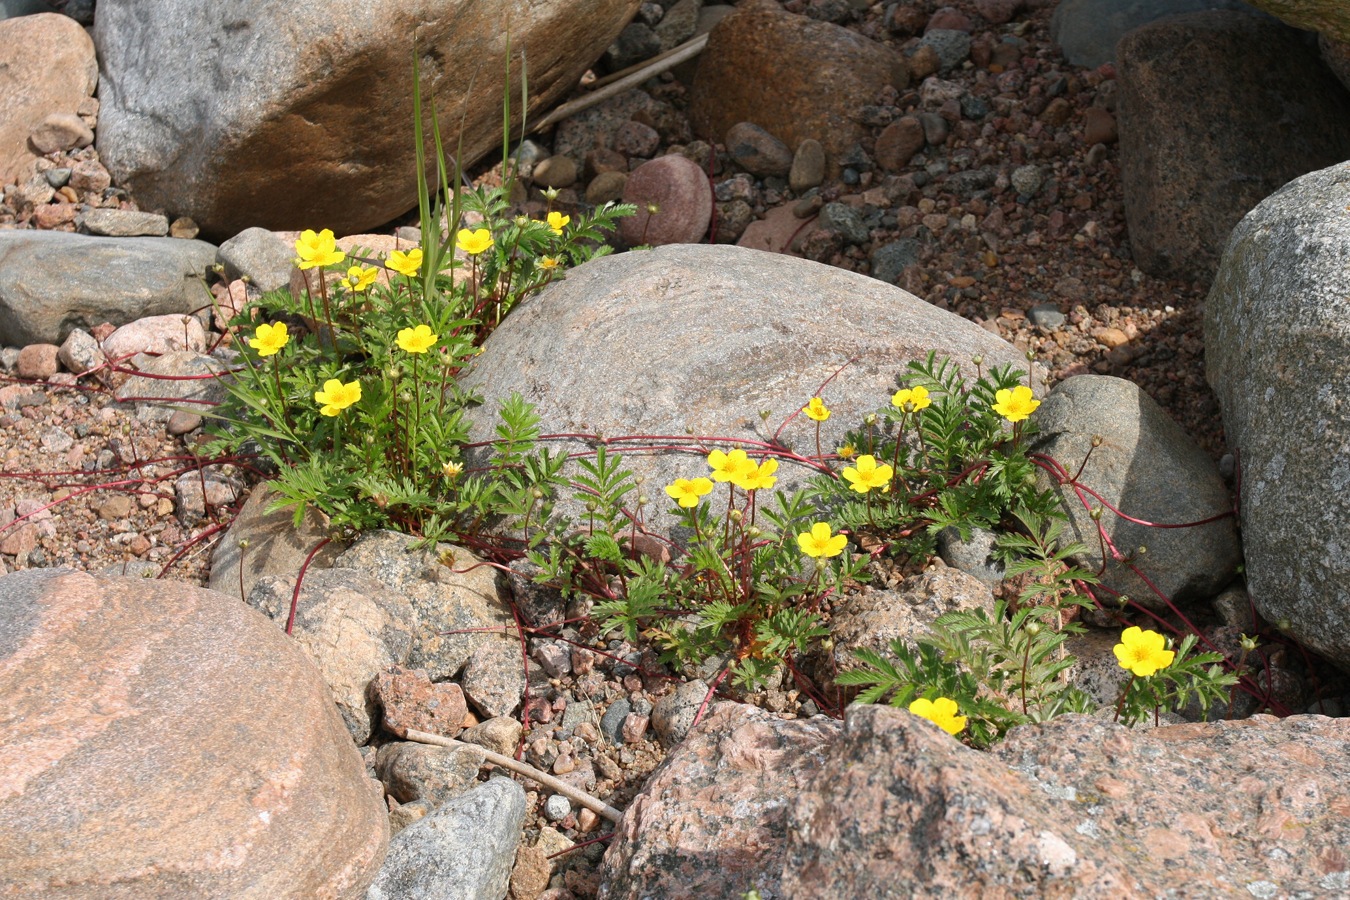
[1032,375,1240,610]
[0,569,388,898]
[1205,160,1350,670]
[0,231,218,346]
[92,0,641,240]
[458,244,1027,538]
[1117,11,1350,283]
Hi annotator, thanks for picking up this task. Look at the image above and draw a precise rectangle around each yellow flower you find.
[803,397,831,422]
[442,461,463,479]
[345,265,378,292]
[707,448,756,485]
[798,522,848,559]
[248,322,289,357]
[294,229,345,270]
[456,228,494,255]
[1113,626,1175,677]
[836,444,857,460]
[396,324,438,354]
[665,477,714,508]
[314,378,361,416]
[546,211,570,235]
[841,455,894,493]
[908,697,967,736]
[386,248,423,278]
[891,385,932,412]
[992,385,1040,423]
[740,458,778,491]
[538,255,560,271]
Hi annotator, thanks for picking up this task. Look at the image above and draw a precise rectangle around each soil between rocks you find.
[0,0,1238,894]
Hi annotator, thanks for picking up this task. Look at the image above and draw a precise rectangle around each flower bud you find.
[1276,618,1291,632]
[531,488,544,500]
[1240,633,1258,651]
[1090,506,1103,521]
[212,263,226,274]
[1024,621,1042,636]
[864,413,877,426]
[586,500,598,512]
[637,494,649,506]
[1025,349,1036,361]
[1091,435,1103,447]
[729,509,743,523]
[1117,593,1130,607]
[237,539,250,549]
[646,202,660,215]
[971,355,983,366]
[746,526,763,538]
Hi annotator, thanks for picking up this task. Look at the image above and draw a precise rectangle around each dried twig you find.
[527,33,709,136]
[402,727,625,825]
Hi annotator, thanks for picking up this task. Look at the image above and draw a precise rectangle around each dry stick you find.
[402,728,624,825]
[527,33,709,136]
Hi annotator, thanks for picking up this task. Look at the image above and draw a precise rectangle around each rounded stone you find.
[585,171,628,205]
[618,154,713,246]
[724,121,793,178]
[0,570,388,896]
[543,793,572,822]
[533,155,579,189]
[789,138,826,192]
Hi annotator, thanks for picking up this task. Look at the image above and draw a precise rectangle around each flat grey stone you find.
[0,231,217,345]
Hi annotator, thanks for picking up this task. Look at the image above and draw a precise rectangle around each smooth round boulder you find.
[618,155,713,246]
[458,244,1027,537]
[0,570,388,897]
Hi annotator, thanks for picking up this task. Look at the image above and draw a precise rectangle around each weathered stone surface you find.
[1050,0,1260,68]
[724,121,793,178]
[1032,375,1241,609]
[373,665,469,739]
[1117,11,1350,283]
[0,14,97,186]
[460,639,527,720]
[458,244,1026,538]
[1244,0,1350,42]
[781,706,1350,897]
[56,328,105,374]
[79,209,171,238]
[1205,160,1350,669]
[373,740,486,807]
[113,351,229,422]
[0,231,219,346]
[367,777,526,900]
[217,227,296,293]
[690,8,908,178]
[102,312,207,363]
[93,0,640,239]
[617,154,713,246]
[332,530,516,682]
[0,569,388,897]
[246,569,416,744]
[599,702,840,900]
[209,482,347,604]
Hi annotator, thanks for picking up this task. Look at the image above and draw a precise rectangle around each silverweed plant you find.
[805,356,1238,747]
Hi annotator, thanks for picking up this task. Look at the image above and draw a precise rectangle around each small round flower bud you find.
[1091,435,1103,447]
[212,263,226,274]
[237,539,250,549]
[1090,506,1103,521]
[240,274,252,284]
[1136,545,1147,556]
[729,509,743,523]
[864,413,877,426]
[1024,621,1042,636]
[637,494,649,506]
[1240,633,1258,651]
[1117,593,1130,607]
[747,526,763,538]
[1276,618,1291,632]
[634,475,646,486]
[586,500,598,512]
[531,488,544,500]
[1025,349,1036,361]
[971,355,983,366]
[646,202,660,215]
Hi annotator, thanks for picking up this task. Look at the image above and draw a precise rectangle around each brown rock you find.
[1038,96,1073,126]
[618,154,713,246]
[585,171,628,205]
[906,43,941,79]
[736,202,819,255]
[16,344,59,379]
[782,705,1350,897]
[31,202,79,230]
[94,1,640,240]
[0,14,97,186]
[510,845,552,900]
[585,147,628,178]
[533,155,579,189]
[724,121,793,177]
[1082,105,1118,145]
[690,8,908,179]
[0,522,38,558]
[373,665,469,739]
[29,112,94,155]
[67,158,110,194]
[96,493,134,521]
[874,117,926,172]
[599,702,841,900]
[1119,11,1350,282]
[0,570,388,897]
[975,0,1023,25]
[927,6,974,31]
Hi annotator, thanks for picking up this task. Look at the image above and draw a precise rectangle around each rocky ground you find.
[0,0,1246,895]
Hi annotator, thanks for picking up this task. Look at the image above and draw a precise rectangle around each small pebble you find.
[544,793,572,822]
